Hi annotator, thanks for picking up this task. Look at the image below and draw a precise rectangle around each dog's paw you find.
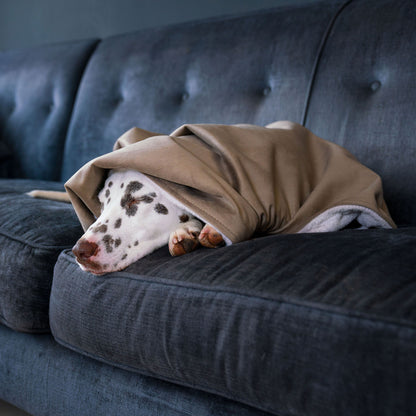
[198,224,225,248]
[169,220,202,256]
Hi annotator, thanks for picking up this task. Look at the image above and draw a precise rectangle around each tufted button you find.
[181,92,189,102]
[262,86,272,96]
[370,80,381,92]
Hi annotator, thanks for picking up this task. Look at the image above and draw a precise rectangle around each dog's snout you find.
[72,239,99,261]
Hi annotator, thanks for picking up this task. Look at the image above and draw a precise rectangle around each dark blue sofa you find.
[0,0,415,415]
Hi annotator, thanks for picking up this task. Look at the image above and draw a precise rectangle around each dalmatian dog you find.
[50,169,224,275]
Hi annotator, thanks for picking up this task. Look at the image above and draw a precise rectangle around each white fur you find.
[76,169,202,274]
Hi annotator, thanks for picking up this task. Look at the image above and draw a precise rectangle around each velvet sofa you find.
[0,0,415,415]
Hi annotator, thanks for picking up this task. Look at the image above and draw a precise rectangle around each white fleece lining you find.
[298,205,392,233]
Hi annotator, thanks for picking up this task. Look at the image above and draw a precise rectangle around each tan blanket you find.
[65,121,395,243]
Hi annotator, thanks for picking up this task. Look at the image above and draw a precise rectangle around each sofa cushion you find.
[50,227,416,416]
[0,325,271,416]
[0,39,97,180]
[61,1,343,180]
[0,179,82,333]
[304,0,416,226]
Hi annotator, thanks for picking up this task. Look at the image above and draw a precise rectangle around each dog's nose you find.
[72,239,99,261]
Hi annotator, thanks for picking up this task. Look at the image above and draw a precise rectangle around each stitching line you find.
[0,228,74,250]
[301,0,355,125]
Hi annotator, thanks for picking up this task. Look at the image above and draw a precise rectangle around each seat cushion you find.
[0,179,82,333]
[0,325,272,416]
[50,227,416,416]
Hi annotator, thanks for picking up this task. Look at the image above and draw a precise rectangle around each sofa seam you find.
[57,249,416,330]
[301,0,354,125]
[0,228,74,250]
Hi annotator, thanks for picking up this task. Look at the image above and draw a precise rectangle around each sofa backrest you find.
[304,0,416,226]
[0,40,97,180]
[60,0,343,180]
[1,0,415,226]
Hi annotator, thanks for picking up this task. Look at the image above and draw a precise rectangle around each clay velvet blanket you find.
[65,121,395,244]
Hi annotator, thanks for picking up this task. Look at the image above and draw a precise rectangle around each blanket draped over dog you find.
[65,121,395,243]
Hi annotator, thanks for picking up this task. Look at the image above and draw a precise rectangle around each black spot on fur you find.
[93,224,108,233]
[121,183,124,188]
[121,254,127,260]
[115,238,121,248]
[102,235,114,253]
[115,218,122,228]
[182,238,198,253]
[155,203,168,215]
[126,181,143,193]
[134,241,139,246]
[108,181,113,187]
[105,189,110,198]
[107,198,111,204]
[179,214,189,223]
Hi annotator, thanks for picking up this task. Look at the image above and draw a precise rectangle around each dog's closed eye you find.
[120,192,158,216]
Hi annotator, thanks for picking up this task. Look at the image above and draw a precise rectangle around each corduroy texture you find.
[65,121,395,243]
[0,180,82,332]
[50,227,416,416]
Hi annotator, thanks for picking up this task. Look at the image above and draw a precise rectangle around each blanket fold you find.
[65,121,395,243]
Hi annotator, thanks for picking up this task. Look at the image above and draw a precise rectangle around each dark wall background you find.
[0,0,320,51]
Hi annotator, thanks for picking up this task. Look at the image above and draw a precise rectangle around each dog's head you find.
[72,169,186,275]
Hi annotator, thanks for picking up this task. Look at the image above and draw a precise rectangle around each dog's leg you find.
[27,190,71,203]
[198,224,225,248]
[169,219,203,256]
